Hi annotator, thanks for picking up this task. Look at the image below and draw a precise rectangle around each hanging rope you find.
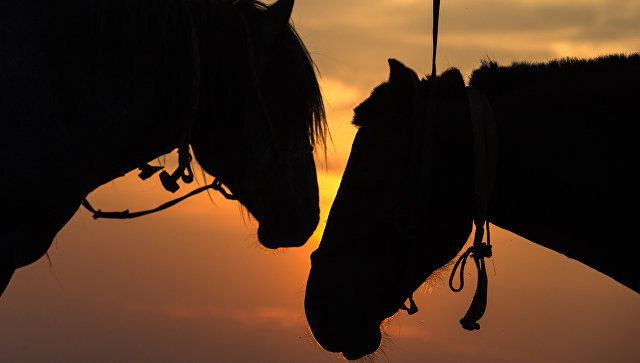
[427,0,497,331]
[398,0,443,319]
[447,83,498,331]
[448,221,492,330]
[431,0,440,78]
[81,177,236,220]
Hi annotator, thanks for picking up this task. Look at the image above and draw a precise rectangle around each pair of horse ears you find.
[388,59,466,99]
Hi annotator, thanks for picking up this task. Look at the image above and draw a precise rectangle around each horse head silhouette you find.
[305,54,639,360]
[1,0,326,295]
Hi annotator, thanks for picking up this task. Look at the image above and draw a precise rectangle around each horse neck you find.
[482,65,638,292]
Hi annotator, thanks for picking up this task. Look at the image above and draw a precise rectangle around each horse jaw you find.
[305,244,426,360]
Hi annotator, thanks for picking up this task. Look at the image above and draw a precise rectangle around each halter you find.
[398,0,442,317]
[448,87,498,330]
[82,1,311,220]
[399,0,498,331]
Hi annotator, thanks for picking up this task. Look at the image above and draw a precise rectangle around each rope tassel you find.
[449,221,492,330]
[459,254,488,330]
[159,147,194,193]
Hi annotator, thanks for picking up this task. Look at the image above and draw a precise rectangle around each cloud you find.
[297,0,640,87]
[231,306,304,329]
[320,77,364,110]
[390,324,433,342]
[123,302,306,331]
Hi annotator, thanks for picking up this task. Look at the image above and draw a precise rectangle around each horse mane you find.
[280,20,328,150]
[469,53,640,94]
[242,0,328,150]
[56,0,326,152]
[352,82,391,127]
[192,0,327,151]
[354,53,639,132]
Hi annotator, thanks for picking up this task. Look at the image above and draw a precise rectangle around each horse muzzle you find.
[257,208,319,249]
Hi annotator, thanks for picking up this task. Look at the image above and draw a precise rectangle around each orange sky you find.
[1,1,639,362]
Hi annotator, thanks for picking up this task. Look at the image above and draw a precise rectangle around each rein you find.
[81,1,302,221]
[82,177,235,220]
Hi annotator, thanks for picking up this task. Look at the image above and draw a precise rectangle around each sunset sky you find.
[1,1,639,362]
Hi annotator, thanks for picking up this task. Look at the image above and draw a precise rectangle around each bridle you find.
[398,0,442,318]
[398,0,443,317]
[398,0,498,331]
[447,87,498,330]
[82,0,312,220]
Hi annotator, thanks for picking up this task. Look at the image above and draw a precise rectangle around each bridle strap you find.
[398,0,442,319]
[468,87,498,223]
[143,0,202,194]
[448,87,498,330]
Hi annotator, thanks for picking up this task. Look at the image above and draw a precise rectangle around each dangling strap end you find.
[460,318,481,331]
[160,170,180,193]
[138,164,164,180]
[400,294,419,315]
[458,256,489,331]
[211,177,238,200]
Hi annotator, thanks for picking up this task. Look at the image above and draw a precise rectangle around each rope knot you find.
[178,148,193,165]
[160,148,194,192]
[471,242,492,259]
[448,239,492,293]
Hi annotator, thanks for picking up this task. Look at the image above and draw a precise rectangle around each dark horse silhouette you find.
[305,54,639,360]
[1,0,327,296]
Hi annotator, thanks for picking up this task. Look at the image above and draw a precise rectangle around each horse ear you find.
[388,59,419,112]
[437,68,466,97]
[388,59,419,97]
[263,0,294,32]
